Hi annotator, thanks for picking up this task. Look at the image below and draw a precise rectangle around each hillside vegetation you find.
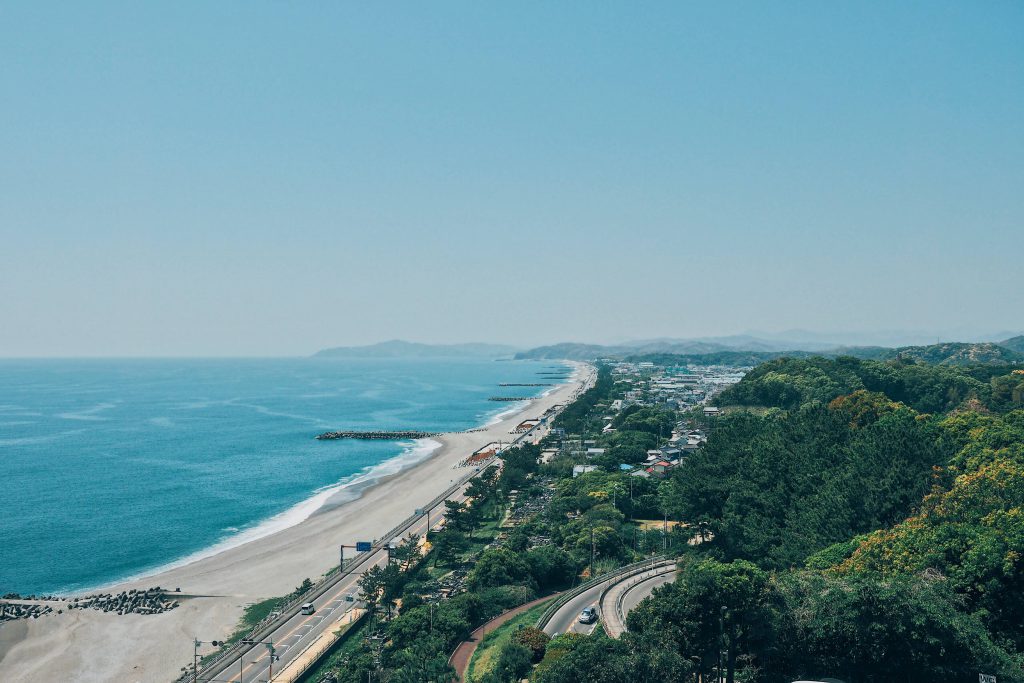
[603,358,1024,683]
[718,355,1024,413]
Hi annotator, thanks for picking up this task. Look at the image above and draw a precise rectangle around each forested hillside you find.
[718,355,1024,413]
[563,357,1024,683]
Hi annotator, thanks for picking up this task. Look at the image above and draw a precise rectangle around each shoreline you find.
[69,372,550,596]
[0,361,593,682]
[91,437,445,596]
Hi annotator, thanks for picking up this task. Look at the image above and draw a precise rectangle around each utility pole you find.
[239,637,274,683]
[590,527,596,578]
[266,640,276,681]
[663,508,669,552]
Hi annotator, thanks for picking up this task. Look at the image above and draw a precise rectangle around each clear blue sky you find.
[1,2,1021,356]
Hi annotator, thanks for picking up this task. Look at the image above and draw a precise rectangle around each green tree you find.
[467,547,535,590]
[494,642,533,681]
[628,558,771,683]
[525,545,576,590]
[771,571,1024,683]
[431,529,468,567]
[512,626,550,662]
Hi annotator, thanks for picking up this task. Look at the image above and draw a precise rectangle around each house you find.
[572,465,598,478]
[586,448,606,458]
[652,460,672,475]
[703,406,721,417]
[630,469,651,479]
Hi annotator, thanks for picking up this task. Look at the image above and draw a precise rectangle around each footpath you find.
[449,594,559,682]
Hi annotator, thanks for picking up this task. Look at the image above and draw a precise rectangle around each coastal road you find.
[541,581,605,637]
[601,567,677,637]
[541,559,676,640]
[199,470,482,683]
[199,363,596,683]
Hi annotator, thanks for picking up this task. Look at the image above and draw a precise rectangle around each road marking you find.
[218,475,481,682]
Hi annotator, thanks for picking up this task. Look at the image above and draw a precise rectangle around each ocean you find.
[0,357,564,595]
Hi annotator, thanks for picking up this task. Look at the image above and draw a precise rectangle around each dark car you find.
[578,606,598,624]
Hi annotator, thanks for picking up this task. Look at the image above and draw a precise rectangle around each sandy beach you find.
[0,361,592,683]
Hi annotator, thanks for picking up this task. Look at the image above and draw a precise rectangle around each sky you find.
[1,2,1022,356]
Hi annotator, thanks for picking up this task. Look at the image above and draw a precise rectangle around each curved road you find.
[541,581,604,637]
[541,562,677,640]
[616,570,676,625]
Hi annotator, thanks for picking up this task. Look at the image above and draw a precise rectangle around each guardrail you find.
[602,561,676,637]
[194,459,500,683]
[534,555,667,632]
[272,608,367,683]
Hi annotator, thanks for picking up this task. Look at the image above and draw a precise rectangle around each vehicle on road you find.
[300,602,316,615]
[578,606,598,624]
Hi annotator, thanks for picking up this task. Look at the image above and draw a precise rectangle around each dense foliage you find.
[664,396,945,568]
[541,357,1024,683]
[720,356,1024,413]
[319,356,1024,683]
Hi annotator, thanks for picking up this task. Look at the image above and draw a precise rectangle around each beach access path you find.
[0,362,595,683]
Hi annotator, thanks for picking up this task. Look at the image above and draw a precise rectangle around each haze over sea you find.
[0,358,563,595]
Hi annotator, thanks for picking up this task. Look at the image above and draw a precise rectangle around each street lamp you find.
[238,638,279,683]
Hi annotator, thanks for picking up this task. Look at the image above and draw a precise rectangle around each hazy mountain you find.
[517,339,1024,366]
[517,334,844,360]
[623,335,838,353]
[513,343,631,360]
[1000,335,1024,354]
[314,340,520,359]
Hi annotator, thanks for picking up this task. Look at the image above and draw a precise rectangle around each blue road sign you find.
[355,541,372,552]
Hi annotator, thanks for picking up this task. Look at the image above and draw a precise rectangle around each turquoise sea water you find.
[0,358,563,595]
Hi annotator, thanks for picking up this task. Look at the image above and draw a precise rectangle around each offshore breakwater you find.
[316,430,439,440]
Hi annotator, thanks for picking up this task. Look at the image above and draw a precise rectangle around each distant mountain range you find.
[313,334,1024,366]
[314,340,519,359]
[514,336,1024,366]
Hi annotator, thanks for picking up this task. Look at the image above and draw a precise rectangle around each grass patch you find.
[220,597,286,648]
[198,597,286,665]
[465,599,553,683]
